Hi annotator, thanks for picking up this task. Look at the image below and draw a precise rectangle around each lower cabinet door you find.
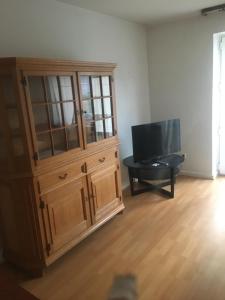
[41,176,91,255]
[88,163,122,223]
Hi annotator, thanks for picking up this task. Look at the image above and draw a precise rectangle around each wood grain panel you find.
[0,179,44,273]
[86,148,117,172]
[41,177,91,254]
[38,160,86,194]
[89,162,122,223]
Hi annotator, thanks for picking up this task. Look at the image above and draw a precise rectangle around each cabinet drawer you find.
[86,149,118,172]
[38,161,86,193]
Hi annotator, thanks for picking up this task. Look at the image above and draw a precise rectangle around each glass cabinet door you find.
[0,75,25,159]
[79,74,115,145]
[0,74,32,173]
[26,74,82,160]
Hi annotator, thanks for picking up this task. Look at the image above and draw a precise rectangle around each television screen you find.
[132,119,181,162]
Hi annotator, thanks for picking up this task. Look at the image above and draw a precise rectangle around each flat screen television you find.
[132,119,181,163]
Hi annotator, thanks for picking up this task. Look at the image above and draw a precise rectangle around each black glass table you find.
[123,154,184,198]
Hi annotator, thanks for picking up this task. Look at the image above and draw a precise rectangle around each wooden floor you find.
[0,264,39,300]
[19,176,225,299]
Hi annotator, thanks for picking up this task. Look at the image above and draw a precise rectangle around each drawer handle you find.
[99,157,106,163]
[59,173,68,180]
[81,164,87,173]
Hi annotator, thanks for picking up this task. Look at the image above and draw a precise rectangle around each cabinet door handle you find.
[81,164,86,173]
[59,173,68,180]
[99,157,106,163]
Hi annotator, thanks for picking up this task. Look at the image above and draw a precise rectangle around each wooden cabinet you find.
[0,58,124,275]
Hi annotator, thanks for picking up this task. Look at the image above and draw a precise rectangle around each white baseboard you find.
[218,168,225,175]
[122,170,214,191]
[180,170,214,180]
[122,183,130,191]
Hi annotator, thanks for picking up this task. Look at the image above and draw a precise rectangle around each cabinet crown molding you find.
[0,57,117,71]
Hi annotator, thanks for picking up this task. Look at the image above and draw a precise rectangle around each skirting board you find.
[180,170,214,180]
[122,171,214,192]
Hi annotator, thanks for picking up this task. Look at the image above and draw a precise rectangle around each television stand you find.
[123,154,184,199]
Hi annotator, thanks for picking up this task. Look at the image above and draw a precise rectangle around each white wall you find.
[212,33,221,178]
[0,0,151,187]
[148,14,225,178]
[216,34,225,176]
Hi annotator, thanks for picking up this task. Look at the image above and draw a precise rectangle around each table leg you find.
[128,168,135,196]
[170,167,175,198]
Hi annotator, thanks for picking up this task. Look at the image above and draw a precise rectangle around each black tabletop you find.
[123,154,184,170]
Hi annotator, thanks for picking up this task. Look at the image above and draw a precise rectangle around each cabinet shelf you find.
[31,99,77,105]
[82,95,112,101]
[85,115,114,121]
[36,123,78,135]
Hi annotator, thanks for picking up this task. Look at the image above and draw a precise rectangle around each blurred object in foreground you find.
[108,274,137,300]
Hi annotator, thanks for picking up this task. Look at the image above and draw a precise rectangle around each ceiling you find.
[58,0,225,25]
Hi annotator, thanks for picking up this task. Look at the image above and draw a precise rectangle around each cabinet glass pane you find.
[105,118,113,138]
[0,75,25,161]
[28,73,81,160]
[49,103,63,129]
[80,76,91,99]
[28,77,45,102]
[0,131,6,159]
[53,130,66,155]
[46,76,60,103]
[83,100,93,121]
[12,137,24,157]
[102,76,111,96]
[2,76,16,106]
[95,120,104,141]
[103,98,112,117]
[67,126,79,150]
[63,102,76,126]
[94,99,103,120]
[92,77,101,97]
[32,105,49,132]
[7,108,20,130]
[37,132,53,159]
[60,76,73,101]
[86,122,96,143]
